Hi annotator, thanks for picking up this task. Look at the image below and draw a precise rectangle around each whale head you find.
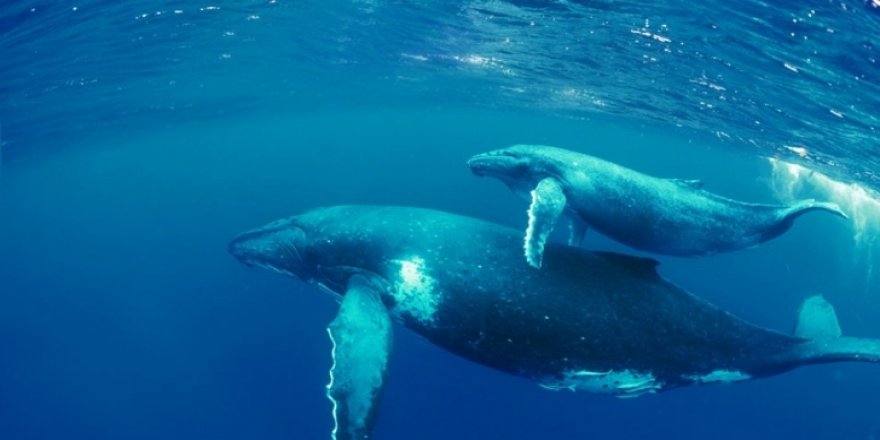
[228,216,314,278]
[228,207,386,293]
[467,145,567,194]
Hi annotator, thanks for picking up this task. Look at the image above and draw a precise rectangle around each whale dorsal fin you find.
[525,177,567,269]
[327,275,393,440]
[795,295,842,339]
[668,178,705,190]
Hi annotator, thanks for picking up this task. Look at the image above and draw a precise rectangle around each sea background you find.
[1,1,879,439]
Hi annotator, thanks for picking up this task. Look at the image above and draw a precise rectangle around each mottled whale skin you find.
[229,206,877,438]
[468,145,848,267]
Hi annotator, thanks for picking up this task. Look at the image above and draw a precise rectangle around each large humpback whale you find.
[228,206,878,439]
[467,145,849,268]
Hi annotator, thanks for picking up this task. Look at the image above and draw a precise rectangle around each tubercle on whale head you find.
[228,217,313,279]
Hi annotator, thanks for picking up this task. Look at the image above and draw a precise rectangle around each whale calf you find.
[467,145,849,268]
[229,206,877,439]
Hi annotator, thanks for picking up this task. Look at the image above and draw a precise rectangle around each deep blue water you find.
[1,1,879,439]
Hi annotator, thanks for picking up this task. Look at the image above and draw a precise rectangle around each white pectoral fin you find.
[525,177,567,268]
[327,275,393,440]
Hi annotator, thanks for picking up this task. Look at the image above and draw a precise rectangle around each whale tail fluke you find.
[795,295,842,339]
[782,199,849,223]
[791,296,880,366]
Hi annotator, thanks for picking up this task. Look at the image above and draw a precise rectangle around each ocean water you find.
[1,1,879,439]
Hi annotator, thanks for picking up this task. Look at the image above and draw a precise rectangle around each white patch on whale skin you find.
[685,369,751,384]
[389,257,440,325]
[539,369,662,398]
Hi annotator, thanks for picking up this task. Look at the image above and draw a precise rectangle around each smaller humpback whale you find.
[467,144,849,268]
[229,206,877,439]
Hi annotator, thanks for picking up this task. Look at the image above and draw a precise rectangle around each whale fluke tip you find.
[784,199,849,222]
[814,201,849,220]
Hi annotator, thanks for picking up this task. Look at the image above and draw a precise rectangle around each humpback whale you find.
[229,206,877,439]
[467,145,849,268]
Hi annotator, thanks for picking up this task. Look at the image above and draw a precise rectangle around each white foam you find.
[769,158,880,280]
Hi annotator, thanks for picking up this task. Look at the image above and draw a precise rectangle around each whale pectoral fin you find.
[669,178,705,189]
[327,275,393,440]
[568,218,588,247]
[525,177,567,268]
